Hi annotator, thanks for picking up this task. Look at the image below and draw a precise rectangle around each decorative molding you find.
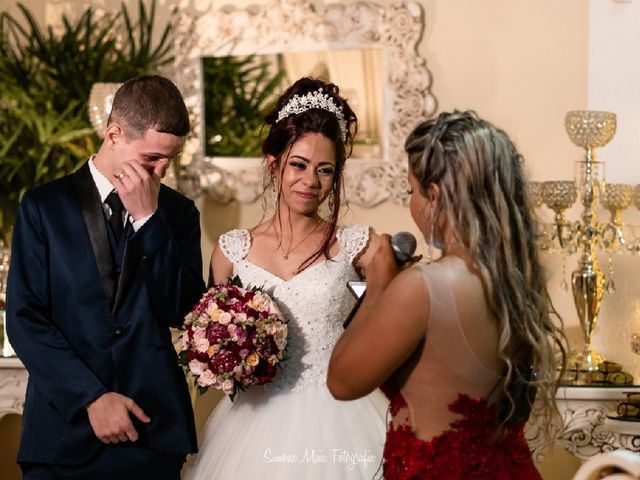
[526,387,640,461]
[0,358,27,419]
[169,0,436,206]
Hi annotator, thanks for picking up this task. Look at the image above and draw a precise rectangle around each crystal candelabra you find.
[531,110,632,372]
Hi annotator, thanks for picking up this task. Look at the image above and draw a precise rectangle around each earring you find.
[271,179,278,202]
[327,192,335,212]
[426,210,435,263]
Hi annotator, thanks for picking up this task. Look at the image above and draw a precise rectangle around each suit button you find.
[114,328,123,335]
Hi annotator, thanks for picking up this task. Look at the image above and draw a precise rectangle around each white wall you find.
[583,0,640,390]
[589,0,640,183]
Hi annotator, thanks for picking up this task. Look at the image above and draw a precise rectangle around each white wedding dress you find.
[184,225,388,479]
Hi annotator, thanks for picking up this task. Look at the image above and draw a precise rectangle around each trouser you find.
[21,443,185,480]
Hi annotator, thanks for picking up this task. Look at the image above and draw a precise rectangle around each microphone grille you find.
[390,231,417,263]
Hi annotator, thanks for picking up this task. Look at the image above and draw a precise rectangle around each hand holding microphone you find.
[343,232,417,329]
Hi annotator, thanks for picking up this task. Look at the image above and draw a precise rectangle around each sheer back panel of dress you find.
[395,261,503,441]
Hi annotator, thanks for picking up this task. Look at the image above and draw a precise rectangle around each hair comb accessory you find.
[276,88,348,142]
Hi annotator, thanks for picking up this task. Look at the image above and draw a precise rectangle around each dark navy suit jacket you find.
[6,162,205,465]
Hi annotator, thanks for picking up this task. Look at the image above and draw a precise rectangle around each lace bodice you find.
[218,225,370,392]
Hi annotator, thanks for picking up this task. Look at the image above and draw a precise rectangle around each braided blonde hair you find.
[405,110,567,435]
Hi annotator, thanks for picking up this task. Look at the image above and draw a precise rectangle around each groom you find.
[7,75,205,479]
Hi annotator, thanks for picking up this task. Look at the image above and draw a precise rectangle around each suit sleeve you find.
[127,198,205,327]
[6,195,108,422]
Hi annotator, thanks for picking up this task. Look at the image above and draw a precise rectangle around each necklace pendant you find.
[283,253,289,260]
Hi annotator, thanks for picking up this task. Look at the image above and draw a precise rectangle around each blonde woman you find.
[329,111,567,480]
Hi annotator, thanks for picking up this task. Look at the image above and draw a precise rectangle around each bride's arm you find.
[352,228,381,277]
[208,243,234,287]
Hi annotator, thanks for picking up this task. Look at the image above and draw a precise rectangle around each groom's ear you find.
[104,122,125,148]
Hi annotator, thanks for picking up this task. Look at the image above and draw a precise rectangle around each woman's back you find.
[392,258,503,440]
[382,258,541,479]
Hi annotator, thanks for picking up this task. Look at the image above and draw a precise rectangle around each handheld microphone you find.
[389,231,418,265]
[343,232,417,329]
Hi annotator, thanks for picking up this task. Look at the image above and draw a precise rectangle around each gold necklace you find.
[275,220,322,260]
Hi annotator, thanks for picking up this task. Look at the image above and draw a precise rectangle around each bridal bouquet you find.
[178,277,288,400]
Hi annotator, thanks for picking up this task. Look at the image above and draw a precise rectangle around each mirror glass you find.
[202,48,384,160]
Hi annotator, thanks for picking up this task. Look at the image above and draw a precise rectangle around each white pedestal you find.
[0,357,27,420]
[1,310,15,357]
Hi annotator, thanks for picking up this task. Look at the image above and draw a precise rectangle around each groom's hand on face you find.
[113,158,164,222]
[86,392,151,444]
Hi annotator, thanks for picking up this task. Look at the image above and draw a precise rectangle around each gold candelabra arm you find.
[600,183,634,251]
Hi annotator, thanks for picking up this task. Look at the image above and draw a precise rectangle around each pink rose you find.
[197,369,215,387]
[188,359,208,376]
[193,328,206,340]
[194,337,210,353]
[222,378,235,394]
[216,311,233,325]
[228,324,247,343]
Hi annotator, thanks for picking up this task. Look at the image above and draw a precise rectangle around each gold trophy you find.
[564,110,617,372]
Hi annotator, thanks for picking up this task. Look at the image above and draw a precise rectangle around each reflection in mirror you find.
[203,54,284,158]
[203,48,383,159]
[171,0,436,206]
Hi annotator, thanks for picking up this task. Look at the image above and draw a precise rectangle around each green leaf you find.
[177,349,189,366]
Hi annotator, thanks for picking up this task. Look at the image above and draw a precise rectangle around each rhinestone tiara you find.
[275,88,348,142]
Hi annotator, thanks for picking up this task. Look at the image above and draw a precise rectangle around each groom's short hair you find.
[107,75,190,139]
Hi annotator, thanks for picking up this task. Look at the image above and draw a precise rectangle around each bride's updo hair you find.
[262,77,358,271]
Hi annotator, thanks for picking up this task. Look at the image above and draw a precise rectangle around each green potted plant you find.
[0,0,175,245]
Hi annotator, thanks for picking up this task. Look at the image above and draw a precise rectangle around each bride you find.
[184,77,388,479]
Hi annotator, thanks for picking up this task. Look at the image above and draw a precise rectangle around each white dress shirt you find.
[88,156,152,232]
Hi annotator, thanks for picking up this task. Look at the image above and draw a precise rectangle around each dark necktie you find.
[105,191,125,242]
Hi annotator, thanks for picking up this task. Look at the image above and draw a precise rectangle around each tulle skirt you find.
[184,384,388,479]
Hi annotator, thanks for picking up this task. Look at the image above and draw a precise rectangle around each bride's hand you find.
[365,234,422,297]
[364,234,401,296]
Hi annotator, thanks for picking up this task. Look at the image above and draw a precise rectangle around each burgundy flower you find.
[255,336,274,358]
[209,350,240,374]
[207,322,230,343]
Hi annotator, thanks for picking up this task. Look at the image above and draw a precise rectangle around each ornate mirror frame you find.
[170,0,436,206]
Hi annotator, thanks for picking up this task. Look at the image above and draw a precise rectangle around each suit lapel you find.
[71,163,115,301]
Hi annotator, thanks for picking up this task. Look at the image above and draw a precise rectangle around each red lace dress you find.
[381,385,540,480]
[379,261,541,480]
